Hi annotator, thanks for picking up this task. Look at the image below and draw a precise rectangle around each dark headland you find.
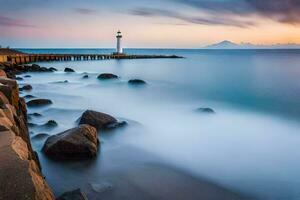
[0,49,248,200]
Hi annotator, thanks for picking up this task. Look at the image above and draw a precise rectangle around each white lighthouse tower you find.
[116,30,123,54]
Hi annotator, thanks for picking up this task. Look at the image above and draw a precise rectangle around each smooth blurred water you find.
[19,49,300,199]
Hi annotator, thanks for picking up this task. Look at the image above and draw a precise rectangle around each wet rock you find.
[27,99,53,107]
[32,133,50,140]
[196,107,215,114]
[64,67,75,72]
[43,120,58,128]
[24,75,31,78]
[57,189,88,200]
[79,110,117,131]
[43,124,98,160]
[23,94,36,99]
[82,75,89,79]
[28,122,37,128]
[128,79,146,85]
[19,84,32,91]
[97,73,118,80]
[15,77,23,81]
[105,121,127,130]
[49,67,57,72]
[28,112,43,117]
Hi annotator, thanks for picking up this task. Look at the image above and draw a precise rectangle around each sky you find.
[0,0,300,48]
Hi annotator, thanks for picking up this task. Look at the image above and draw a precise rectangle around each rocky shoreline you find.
[0,62,130,200]
[0,63,55,200]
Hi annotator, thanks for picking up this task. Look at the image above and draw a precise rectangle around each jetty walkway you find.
[0,48,182,64]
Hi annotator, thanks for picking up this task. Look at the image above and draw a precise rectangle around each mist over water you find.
[20,49,300,200]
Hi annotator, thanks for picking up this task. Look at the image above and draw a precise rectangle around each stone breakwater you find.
[0,62,55,200]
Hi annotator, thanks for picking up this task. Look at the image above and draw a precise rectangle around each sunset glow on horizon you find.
[1,0,300,48]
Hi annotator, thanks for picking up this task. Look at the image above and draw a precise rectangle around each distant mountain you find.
[204,40,300,49]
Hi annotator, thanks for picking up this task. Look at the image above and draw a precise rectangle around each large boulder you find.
[57,189,88,200]
[27,99,52,107]
[42,124,98,160]
[78,110,118,131]
[97,73,118,80]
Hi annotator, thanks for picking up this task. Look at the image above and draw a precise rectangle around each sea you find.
[18,48,300,200]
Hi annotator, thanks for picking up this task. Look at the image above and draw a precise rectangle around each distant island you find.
[204,40,300,49]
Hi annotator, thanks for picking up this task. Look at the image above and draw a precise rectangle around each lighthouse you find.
[116,30,123,54]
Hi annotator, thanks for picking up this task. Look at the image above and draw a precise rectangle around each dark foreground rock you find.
[43,124,98,160]
[78,110,118,131]
[64,67,75,72]
[196,107,215,114]
[0,71,54,199]
[27,99,53,107]
[128,79,146,85]
[57,189,88,200]
[97,73,118,80]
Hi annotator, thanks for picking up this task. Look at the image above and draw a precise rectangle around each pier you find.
[0,48,182,65]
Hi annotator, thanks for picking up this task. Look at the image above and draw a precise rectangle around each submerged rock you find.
[82,75,89,79]
[42,124,98,160]
[97,73,119,80]
[15,77,23,81]
[24,75,31,78]
[128,79,146,85]
[79,110,117,131]
[57,189,88,200]
[19,84,32,91]
[196,107,215,114]
[28,112,43,117]
[64,67,75,72]
[43,120,58,128]
[23,94,36,99]
[105,121,127,130]
[27,99,52,107]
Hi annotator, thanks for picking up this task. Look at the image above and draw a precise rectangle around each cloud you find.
[0,15,36,27]
[130,8,255,28]
[172,0,300,24]
[74,8,97,15]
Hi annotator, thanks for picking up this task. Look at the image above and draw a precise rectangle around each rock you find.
[89,182,113,193]
[42,124,98,159]
[28,112,43,117]
[79,110,117,131]
[28,122,37,128]
[24,75,31,78]
[23,94,36,99]
[49,67,57,72]
[82,75,89,79]
[196,107,215,114]
[43,120,58,128]
[0,69,7,78]
[97,73,118,80]
[128,79,146,85]
[57,189,88,200]
[27,99,53,107]
[64,67,75,72]
[105,121,127,130]
[19,84,32,91]
[32,133,50,140]
[15,77,23,81]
